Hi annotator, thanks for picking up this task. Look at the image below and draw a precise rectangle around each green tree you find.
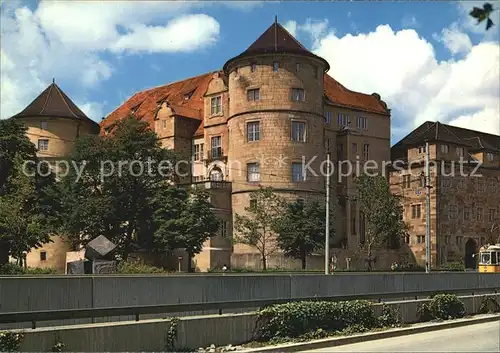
[234,187,284,270]
[274,199,334,270]
[55,116,177,259]
[153,186,220,272]
[0,119,57,265]
[470,3,496,31]
[355,174,408,271]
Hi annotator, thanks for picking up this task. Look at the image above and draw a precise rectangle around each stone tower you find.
[223,20,331,210]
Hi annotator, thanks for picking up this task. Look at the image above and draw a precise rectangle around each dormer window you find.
[184,90,195,100]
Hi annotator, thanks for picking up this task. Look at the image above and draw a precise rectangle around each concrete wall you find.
[1,273,500,329]
[13,293,500,352]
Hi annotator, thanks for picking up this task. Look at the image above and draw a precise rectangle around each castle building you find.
[101,20,393,271]
[9,81,100,271]
[390,121,500,269]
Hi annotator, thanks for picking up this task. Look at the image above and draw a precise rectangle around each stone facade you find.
[101,21,392,271]
[390,122,500,269]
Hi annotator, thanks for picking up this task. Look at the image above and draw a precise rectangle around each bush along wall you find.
[254,294,469,344]
[418,294,466,321]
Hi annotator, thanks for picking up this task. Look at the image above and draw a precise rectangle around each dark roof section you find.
[391,121,500,160]
[223,20,330,73]
[11,81,99,130]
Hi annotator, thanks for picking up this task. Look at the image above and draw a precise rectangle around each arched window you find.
[210,167,223,181]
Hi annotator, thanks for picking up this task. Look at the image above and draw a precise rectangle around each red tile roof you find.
[102,72,216,136]
[101,73,389,136]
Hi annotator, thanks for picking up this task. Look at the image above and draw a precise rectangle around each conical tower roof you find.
[223,18,330,73]
[11,80,99,129]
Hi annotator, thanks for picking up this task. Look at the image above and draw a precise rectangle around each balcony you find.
[205,148,227,164]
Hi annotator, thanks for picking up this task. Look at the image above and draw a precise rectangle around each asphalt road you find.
[304,321,500,352]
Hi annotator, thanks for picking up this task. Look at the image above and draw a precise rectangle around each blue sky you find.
[1,1,499,144]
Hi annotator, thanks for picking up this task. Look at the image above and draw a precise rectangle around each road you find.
[304,321,500,352]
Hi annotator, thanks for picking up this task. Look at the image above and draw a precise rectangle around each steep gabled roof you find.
[102,72,216,136]
[391,121,500,160]
[323,75,389,115]
[223,20,330,73]
[11,81,99,130]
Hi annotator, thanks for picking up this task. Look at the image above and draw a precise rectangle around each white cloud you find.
[0,1,227,120]
[300,20,499,139]
[401,15,420,29]
[283,20,298,38]
[434,23,473,55]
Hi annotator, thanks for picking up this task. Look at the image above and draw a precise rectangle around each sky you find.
[1,0,499,144]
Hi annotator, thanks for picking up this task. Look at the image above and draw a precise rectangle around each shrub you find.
[418,294,465,321]
[255,300,377,341]
[0,264,58,275]
[377,304,400,328]
[116,262,172,274]
[479,296,500,314]
[0,331,24,352]
[438,261,465,272]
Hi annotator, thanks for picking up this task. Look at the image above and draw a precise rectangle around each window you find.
[337,113,349,126]
[292,162,305,182]
[219,221,228,238]
[247,163,260,182]
[291,88,305,101]
[489,209,496,222]
[456,236,463,245]
[41,121,47,130]
[417,235,425,244]
[210,167,223,181]
[247,121,260,142]
[40,251,47,261]
[490,179,497,192]
[251,63,257,72]
[273,61,279,72]
[464,206,470,221]
[352,143,357,154]
[291,121,306,142]
[486,152,494,161]
[247,88,260,101]
[356,116,368,130]
[337,143,344,161]
[441,144,449,154]
[449,205,458,219]
[456,147,464,157]
[325,111,332,124]
[210,96,222,115]
[363,144,369,160]
[193,143,204,161]
[211,136,222,158]
[477,178,485,192]
[38,139,49,151]
[403,175,411,189]
[442,177,451,188]
[296,62,301,72]
[477,207,484,222]
[411,204,421,219]
[418,145,426,154]
[184,90,194,100]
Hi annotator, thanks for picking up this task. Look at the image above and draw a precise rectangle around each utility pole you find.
[325,153,330,275]
[425,141,431,273]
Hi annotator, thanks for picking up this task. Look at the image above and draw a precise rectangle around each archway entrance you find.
[464,238,477,269]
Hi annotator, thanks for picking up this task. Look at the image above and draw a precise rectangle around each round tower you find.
[223,20,330,216]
